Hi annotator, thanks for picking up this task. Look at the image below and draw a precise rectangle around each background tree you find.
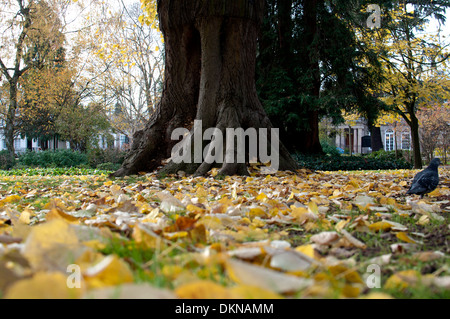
[418,105,450,164]
[56,102,110,152]
[0,0,99,159]
[0,0,38,164]
[364,2,450,168]
[89,0,164,144]
[256,0,384,155]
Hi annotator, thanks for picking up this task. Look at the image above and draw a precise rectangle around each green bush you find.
[96,162,122,171]
[0,150,15,170]
[18,150,89,168]
[294,153,413,171]
[366,150,413,163]
[320,140,341,157]
[87,148,126,169]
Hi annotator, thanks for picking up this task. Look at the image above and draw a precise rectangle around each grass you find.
[0,167,112,176]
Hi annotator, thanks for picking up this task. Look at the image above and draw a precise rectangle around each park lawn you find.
[0,166,448,299]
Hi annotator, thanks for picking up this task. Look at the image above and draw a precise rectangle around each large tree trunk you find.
[113,0,298,177]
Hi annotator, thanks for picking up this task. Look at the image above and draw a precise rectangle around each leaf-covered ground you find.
[0,165,449,299]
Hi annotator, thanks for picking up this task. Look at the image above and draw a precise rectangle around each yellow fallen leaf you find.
[230,285,284,299]
[132,223,165,249]
[328,264,364,284]
[341,283,363,298]
[368,221,393,232]
[5,272,83,299]
[103,180,113,187]
[248,207,267,219]
[23,219,84,271]
[396,232,419,244]
[362,292,394,299]
[384,270,421,291]
[335,219,349,232]
[19,209,32,225]
[175,281,237,299]
[186,204,206,214]
[84,255,134,288]
[46,208,79,224]
[295,244,317,259]
[0,195,21,206]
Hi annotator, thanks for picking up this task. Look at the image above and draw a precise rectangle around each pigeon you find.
[406,158,441,198]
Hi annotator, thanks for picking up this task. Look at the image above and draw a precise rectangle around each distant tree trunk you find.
[369,124,383,152]
[410,112,423,169]
[5,81,18,167]
[113,0,298,177]
[295,0,323,155]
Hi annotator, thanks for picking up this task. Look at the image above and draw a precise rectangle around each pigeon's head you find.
[429,158,442,169]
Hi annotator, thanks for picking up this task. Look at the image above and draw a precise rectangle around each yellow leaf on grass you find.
[230,285,284,299]
[362,292,394,299]
[341,283,363,298]
[175,281,236,299]
[0,195,21,206]
[248,207,267,219]
[295,244,317,259]
[84,255,134,289]
[368,221,393,232]
[335,220,349,232]
[308,201,319,215]
[328,264,364,284]
[384,270,421,291]
[256,193,268,201]
[132,223,164,249]
[46,208,79,224]
[396,232,419,244]
[23,219,84,271]
[5,272,82,299]
[19,209,32,225]
[104,180,113,187]
[186,204,206,214]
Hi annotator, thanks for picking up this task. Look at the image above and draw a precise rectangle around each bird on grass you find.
[406,158,441,198]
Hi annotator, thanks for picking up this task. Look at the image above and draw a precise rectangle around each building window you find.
[385,130,395,151]
[14,139,21,150]
[401,132,411,150]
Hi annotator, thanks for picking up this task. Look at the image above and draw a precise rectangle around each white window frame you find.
[385,130,395,151]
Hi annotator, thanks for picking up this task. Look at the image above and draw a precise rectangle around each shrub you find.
[18,150,89,168]
[96,162,121,171]
[0,150,14,170]
[294,153,413,171]
[320,140,342,157]
[87,148,126,168]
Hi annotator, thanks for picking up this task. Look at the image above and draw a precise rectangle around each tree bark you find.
[113,0,298,177]
[369,124,383,152]
[295,0,323,155]
[410,112,423,169]
[6,82,18,165]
